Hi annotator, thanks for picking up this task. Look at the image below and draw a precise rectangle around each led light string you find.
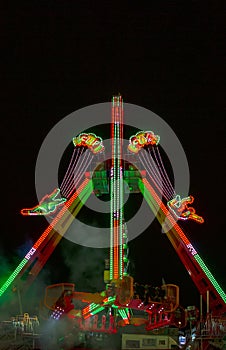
[110,95,125,281]
[110,98,115,280]
[60,147,87,197]
[110,168,114,280]
[120,166,124,278]
[62,151,93,198]
[120,99,124,278]
[122,222,129,276]
[60,148,84,196]
[60,147,83,194]
[139,146,176,201]
[138,150,172,201]
[152,147,176,198]
[141,148,172,199]
[146,147,174,200]
[63,152,93,198]
[117,118,123,278]
[113,123,118,279]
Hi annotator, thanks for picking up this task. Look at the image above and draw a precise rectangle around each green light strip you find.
[117,113,124,279]
[194,255,226,302]
[83,302,99,316]
[118,308,128,320]
[110,107,114,281]
[117,123,122,278]
[104,296,116,304]
[90,306,105,316]
[113,124,117,277]
[89,303,97,311]
[84,296,117,318]
[118,309,125,318]
[110,174,114,280]
[125,307,129,315]
[110,122,117,280]
[0,258,27,296]
[120,167,123,278]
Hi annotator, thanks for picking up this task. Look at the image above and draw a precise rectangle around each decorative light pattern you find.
[102,296,116,304]
[73,133,104,154]
[122,223,129,276]
[90,306,105,316]
[0,179,92,297]
[128,130,160,153]
[167,195,204,223]
[50,306,64,320]
[82,302,99,317]
[60,148,94,199]
[118,308,130,324]
[110,95,124,281]
[82,302,105,319]
[82,296,117,320]
[138,146,176,202]
[2,93,225,327]
[21,188,67,216]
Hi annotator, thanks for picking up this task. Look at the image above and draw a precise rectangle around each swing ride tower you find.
[0,95,225,341]
[110,94,125,281]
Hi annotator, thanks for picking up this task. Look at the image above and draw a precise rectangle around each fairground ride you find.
[0,95,225,338]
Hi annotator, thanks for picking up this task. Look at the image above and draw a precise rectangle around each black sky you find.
[1,1,225,310]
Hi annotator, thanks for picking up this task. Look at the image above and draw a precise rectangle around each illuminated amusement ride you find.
[0,95,225,349]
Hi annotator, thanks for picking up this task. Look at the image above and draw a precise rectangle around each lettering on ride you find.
[73,133,104,154]
[25,247,37,260]
[128,131,160,153]
[186,243,197,256]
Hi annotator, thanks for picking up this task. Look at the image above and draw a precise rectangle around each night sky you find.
[1,2,225,312]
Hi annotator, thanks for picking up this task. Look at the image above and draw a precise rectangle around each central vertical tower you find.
[110,95,124,281]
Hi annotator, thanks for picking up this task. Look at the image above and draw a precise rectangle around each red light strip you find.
[111,95,124,280]
[0,179,91,297]
[34,178,91,250]
[141,178,189,245]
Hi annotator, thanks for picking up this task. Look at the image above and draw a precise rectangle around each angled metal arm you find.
[0,178,93,298]
[139,178,226,315]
